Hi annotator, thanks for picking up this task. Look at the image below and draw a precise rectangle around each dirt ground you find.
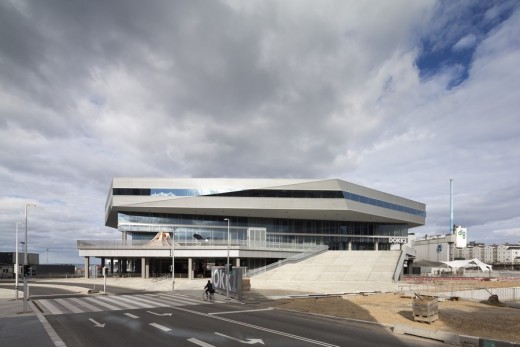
[272,279,520,343]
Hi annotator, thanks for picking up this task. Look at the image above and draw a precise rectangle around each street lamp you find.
[224,218,230,300]
[23,203,36,313]
[15,222,23,300]
[171,228,175,292]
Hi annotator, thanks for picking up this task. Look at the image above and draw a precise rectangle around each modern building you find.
[77,178,426,279]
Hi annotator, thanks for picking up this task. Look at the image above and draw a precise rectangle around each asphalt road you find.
[1,281,446,346]
[42,296,445,347]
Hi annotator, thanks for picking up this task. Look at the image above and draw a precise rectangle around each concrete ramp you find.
[250,251,401,294]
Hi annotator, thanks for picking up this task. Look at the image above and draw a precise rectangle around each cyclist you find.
[204,280,215,296]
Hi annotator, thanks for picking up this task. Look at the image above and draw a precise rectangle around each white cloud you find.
[452,34,477,51]
[0,0,519,263]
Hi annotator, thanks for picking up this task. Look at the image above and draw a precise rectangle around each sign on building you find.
[455,226,467,248]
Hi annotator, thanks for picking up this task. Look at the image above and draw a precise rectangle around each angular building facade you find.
[78,178,425,278]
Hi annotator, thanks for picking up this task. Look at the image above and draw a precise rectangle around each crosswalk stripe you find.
[96,296,137,310]
[69,297,103,312]
[123,294,165,307]
[152,293,204,306]
[141,294,178,306]
[145,293,205,307]
[55,298,83,314]
[35,293,206,315]
[38,299,65,315]
[113,295,156,308]
[84,296,121,311]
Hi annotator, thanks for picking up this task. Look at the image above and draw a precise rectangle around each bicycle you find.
[202,290,215,302]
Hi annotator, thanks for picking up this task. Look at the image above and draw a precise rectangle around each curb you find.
[393,323,461,345]
[29,301,67,347]
[393,323,520,346]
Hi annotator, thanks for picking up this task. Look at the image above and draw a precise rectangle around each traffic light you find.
[23,265,30,277]
[227,264,233,274]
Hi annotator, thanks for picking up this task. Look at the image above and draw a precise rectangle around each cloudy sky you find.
[1,0,519,264]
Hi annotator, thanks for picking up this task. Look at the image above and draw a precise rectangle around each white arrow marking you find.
[88,318,105,328]
[147,311,172,316]
[215,332,264,345]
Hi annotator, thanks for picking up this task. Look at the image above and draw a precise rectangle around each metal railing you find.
[393,245,414,283]
[77,239,325,251]
[245,244,329,278]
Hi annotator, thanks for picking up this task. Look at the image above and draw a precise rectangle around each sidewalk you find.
[0,288,56,347]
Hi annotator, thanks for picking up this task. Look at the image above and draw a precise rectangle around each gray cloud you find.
[1,0,519,263]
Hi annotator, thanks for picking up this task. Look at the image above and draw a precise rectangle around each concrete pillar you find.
[144,258,150,279]
[375,242,379,251]
[84,257,90,279]
[348,242,352,251]
[141,258,146,278]
[188,258,193,280]
[236,258,240,267]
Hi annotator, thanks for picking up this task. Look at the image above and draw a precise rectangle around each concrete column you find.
[188,258,193,280]
[375,242,379,251]
[236,258,240,267]
[348,242,352,251]
[84,257,90,279]
[141,258,146,278]
[144,258,150,279]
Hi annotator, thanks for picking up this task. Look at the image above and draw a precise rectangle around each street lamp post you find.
[15,222,23,300]
[23,203,36,313]
[171,228,175,292]
[224,218,230,300]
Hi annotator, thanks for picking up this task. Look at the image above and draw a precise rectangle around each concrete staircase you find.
[250,251,401,294]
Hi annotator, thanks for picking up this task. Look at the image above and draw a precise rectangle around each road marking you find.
[210,308,273,315]
[55,298,84,314]
[124,294,167,307]
[149,323,171,332]
[38,299,64,315]
[89,318,105,328]
[34,293,207,315]
[69,297,103,312]
[84,296,120,311]
[187,338,215,347]
[97,295,136,309]
[155,293,205,305]
[124,313,140,319]
[171,306,340,347]
[113,295,156,308]
[215,332,264,344]
[147,311,173,316]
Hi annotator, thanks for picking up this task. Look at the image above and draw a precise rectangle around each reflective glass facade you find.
[119,212,408,251]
